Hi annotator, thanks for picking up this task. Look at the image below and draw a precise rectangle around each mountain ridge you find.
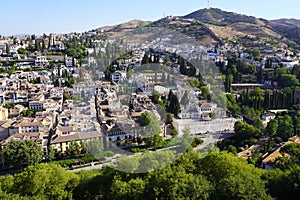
[96,8,300,49]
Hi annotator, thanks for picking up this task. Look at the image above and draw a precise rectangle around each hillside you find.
[269,19,300,46]
[98,20,151,36]
[183,8,258,26]
[98,8,300,49]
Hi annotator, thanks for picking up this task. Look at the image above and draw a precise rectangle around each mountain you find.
[183,8,258,26]
[97,20,151,36]
[180,8,300,49]
[269,19,300,46]
[98,8,300,49]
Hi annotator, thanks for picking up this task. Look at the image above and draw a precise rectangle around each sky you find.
[0,0,299,36]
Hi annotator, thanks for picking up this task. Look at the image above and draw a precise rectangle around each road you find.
[194,132,235,151]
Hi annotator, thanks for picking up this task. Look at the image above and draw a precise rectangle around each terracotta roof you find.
[58,126,73,133]
[51,131,103,144]
[262,136,300,163]
[16,122,43,127]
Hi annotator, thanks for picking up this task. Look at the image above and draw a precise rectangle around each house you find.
[8,104,25,118]
[0,120,11,141]
[200,102,217,112]
[16,121,44,133]
[50,131,104,154]
[262,112,276,124]
[178,106,201,119]
[111,71,127,83]
[0,106,8,120]
[0,44,7,54]
[35,56,49,67]
[29,101,44,111]
[216,108,227,118]
[65,56,73,67]
[0,132,49,154]
[101,123,134,142]
[56,126,74,136]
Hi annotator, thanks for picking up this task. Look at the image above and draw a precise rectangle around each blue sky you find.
[1,0,299,36]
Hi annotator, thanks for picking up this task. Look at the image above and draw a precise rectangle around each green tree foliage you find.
[263,166,300,200]
[83,139,103,156]
[146,165,212,200]
[234,121,261,147]
[165,113,173,124]
[265,119,278,136]
[2,140,43,170]
[68,141,81,156]
[198,152,271,200]
[111,178,146,200]
[278,74,299,88]
[138,112,151,127]
[0,151,291,200]
[167,90,181,116]
[151,90,160,104]
[17,48,27,55]
[200,86,210,100]
[226,94,240,117]
[277,115,294,141]
[20,109,35,117]
[12,163,79,199]
[253,118,264,130]
[145,133,163,148]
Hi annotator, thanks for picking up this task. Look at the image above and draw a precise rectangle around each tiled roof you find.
[58,126,73,133]
[262,136,300,163]
[51,131,103,144]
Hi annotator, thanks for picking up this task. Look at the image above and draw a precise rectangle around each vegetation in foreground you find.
[0,151,299,200]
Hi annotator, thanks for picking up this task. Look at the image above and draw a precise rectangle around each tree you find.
[17,48,27,55]
[265,119,278,136]
[68,141,81,157]
[47,146,55,161]
[165,113,173,124]
[5,43,10,54]
[141,52,150,65]
[145,133,163,148]
[83,139,103,156]
[138,112,151,127]
[277,115,294,141]
[253,118,264,130]
[146,165,212,200]
[226,94,240,117]
[13,163,79,199]
[179,57,187,75]
[167,90,181,116]
[263,166,300,200]
[198,152,271,200]
[180,90,189,108]
[2,140,43,170]
[111,178,146,200]
[279,74,299,88]
[226,145,237,155]
[200,86,210,100]
[151,90,160,104]
[20,109,35,117]
[234,121,261,147]
[224,74,233,93]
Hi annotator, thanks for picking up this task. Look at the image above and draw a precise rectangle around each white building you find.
[111,71,127,83]
[35,56,49,67]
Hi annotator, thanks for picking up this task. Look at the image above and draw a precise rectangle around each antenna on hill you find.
[207,0,210,8]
